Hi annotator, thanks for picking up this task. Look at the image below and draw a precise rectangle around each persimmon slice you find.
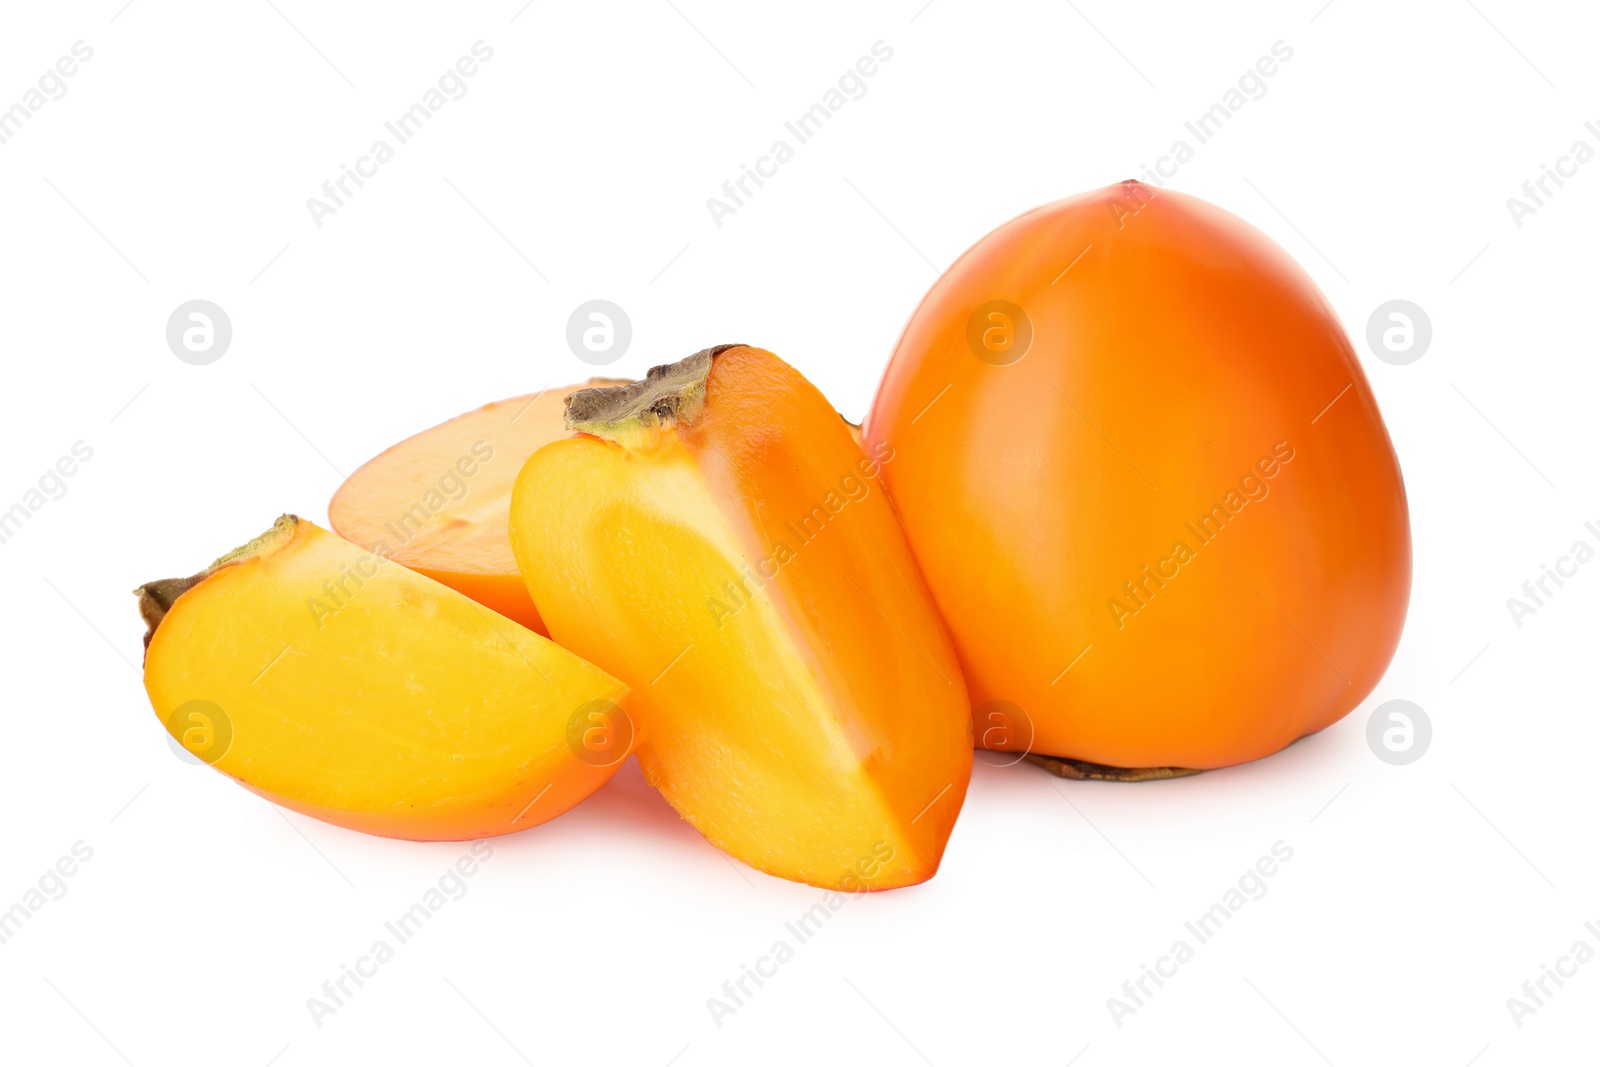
[509,346,973,889]
[138,516,631,841]
[329,386,606,634]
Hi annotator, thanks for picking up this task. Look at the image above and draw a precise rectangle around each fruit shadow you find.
[486,757,824,895]
[971,721,1354,850]
[490,756,710,855]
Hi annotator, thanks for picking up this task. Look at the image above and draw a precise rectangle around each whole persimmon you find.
[864,181,1411,772]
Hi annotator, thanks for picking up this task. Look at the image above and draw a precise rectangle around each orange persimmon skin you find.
[865,182,1411,770]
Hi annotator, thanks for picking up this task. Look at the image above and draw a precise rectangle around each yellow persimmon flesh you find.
[509,345,972,890]
[138,516,631,841]
[329,386,600,635]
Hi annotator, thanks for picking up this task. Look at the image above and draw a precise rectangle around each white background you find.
[0,1,1595,1064]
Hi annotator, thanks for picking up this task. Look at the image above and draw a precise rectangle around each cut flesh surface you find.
[329,388,591,634]
[140,517,631,840]
[510,347,972,888]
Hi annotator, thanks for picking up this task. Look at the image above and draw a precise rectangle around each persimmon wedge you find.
[509,345,972,890]
[329,385,612,634]
[137,516,631,840]
[865,181,1411,772]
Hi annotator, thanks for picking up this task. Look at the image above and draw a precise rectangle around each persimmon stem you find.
[134,514,301,650]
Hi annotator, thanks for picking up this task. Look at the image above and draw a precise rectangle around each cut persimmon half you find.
[329,385,617,634]
[509,345,973,890]
[137,515,631,841]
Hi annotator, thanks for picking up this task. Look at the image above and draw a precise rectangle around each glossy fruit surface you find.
[139,516,631,840]
[510,345,972,888]
[330,387,595,634]
[865,182,1411,770]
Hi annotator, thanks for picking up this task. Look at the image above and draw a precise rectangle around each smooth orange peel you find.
[866,182,1412,771]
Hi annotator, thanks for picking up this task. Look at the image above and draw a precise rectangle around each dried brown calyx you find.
[134,514,302,649]
[1025,753,1203,781]
[564,345,746,444]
